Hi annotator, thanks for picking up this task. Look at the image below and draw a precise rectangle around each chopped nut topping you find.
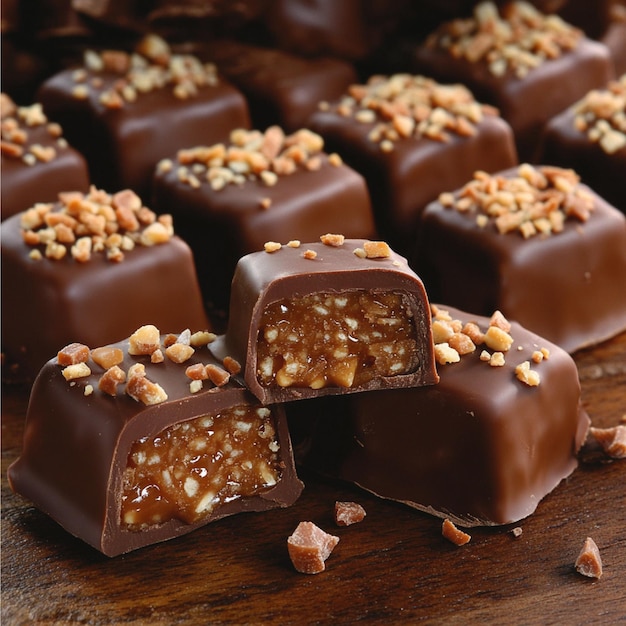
[19,186,173,263]
[362,240,392,258]
[126,363,168,405]
[170,126,332,192]
[320,233,345,247]
[62,362,92,381]
[439,164,595,238]
[165,342,195,364]
[128,324,161,356]
[434,343,461,364]
[575,537,603,579]
[98,365,126,396]
[515,360,541,386]
[264,241,282,253]
[425,1,582,79]
[71,35,218,109]
[302,249,317,260]
[205,364,230,387]
[572,75,626,155]
[442,518,471,546]
[217,357,239,377]
[1,94,69,165]
[57,342,90,366]
[323,74,493,150]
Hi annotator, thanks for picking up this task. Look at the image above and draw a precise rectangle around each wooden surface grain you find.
[2,332,625,625]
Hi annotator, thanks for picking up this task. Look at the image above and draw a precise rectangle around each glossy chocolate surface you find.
[151,149,377,314]
[413,37,614,161]
[7,333,303,556]
[308,101,517,258]
[1,117,90,221]
[37,66,250,200]
[210,239,439,404]
[414,168,626,353]
[199,39,357,133]
[289,305,590,526]
[1,210,209,382]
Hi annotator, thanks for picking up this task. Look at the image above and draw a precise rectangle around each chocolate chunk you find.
[1,188,209,382]
[289,305,590,527]
[414,164,626,353]
[7,327,303,556]
[210,238,439,404]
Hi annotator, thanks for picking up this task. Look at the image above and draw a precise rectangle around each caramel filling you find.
[257,290,419,389]
[121,406,281,529]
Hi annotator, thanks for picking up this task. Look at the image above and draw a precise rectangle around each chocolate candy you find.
[210,237,439,404]
[289,305,590,527]
[151,127,377,314]
[414,164,626,353]
[200,39,358,133]
[307,73,518,258]
[36,34,250,200]
[1,187,209,382]
[411,1,614,160]
[537,75,626,213]
[7,326,303,556]
[1,94,90,221]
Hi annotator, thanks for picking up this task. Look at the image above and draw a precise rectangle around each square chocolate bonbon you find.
[414,164,626,353]
[151,127,377,313]
[8,326,303,556]
[1,187,209,382]
[209,236,439,405]
[289,305,590,526]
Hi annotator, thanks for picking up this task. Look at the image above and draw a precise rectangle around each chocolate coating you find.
[210,239,439,404]
[414,167,626,353]
[8,333,303,556]
[37,66,250,200]
[151,149,377,314]
[1,209,209,382]
[413,37,614,161]
[1,115,90,220]
[289,305,590,526]
[308,98,518,259]
[199,39,357,133]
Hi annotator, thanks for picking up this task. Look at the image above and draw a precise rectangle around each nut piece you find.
[61,362,92,381]
[128,325,161,356]
[91,346,124,369]
[320,233,345,247]
[98,365,127,396]
[57,342,90,366]
[588,425,626,459]
[575,537,603,579]
[125,363,168,405]
[442,518,471,546]
[287,521,340,574]
[363,240,392,259]
[334,501,366,526]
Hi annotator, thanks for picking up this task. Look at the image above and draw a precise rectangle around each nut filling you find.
[256,290,420,390]
[121,405,281,530]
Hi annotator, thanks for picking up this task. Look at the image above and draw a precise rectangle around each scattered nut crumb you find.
[442,518,471,546]
[287,521,339,574]
[320,233,345,247]
[264,241,281,253]
[335,501,366,526]
[302,249,317,260]
[588,425,626,459]
[510,527,523,538]
[575,537,603,579]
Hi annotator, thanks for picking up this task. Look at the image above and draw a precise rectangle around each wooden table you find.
[2,333,625,625]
